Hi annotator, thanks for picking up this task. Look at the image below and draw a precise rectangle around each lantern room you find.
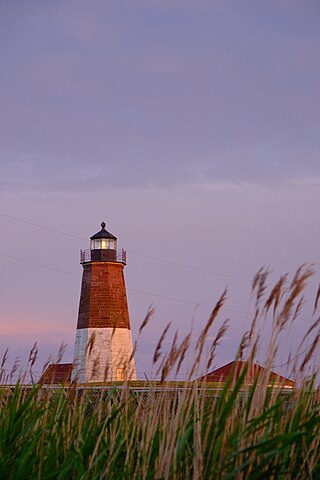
[80,222,127,264]
[90,222,117,251]
[89,222,118,262]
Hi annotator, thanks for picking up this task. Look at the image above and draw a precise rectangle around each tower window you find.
[116,368,125,381]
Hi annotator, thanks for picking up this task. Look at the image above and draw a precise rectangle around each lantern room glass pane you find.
[91,238,116,250]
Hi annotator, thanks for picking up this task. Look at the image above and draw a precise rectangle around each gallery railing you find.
[80,248,127,264]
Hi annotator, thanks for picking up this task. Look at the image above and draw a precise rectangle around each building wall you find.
[77,262,130,329]
[72,327,136,382]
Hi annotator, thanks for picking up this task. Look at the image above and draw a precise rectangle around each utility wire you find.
[0,211,250,283]
[272,343,314,369]
[128,250,250,282]
[0,212,85,240]
[0,252,79,277]
[0,250,245,314]
[1,213,316,369]
[128,287,246,314]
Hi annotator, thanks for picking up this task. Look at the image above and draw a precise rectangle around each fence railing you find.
[80,248,127,264]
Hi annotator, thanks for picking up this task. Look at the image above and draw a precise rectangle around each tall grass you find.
[1,267,320,479]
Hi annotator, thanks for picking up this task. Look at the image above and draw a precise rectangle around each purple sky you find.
[1,1,320,380]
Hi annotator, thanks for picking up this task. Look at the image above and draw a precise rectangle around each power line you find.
[0,212,86,240]
[1,215,316,373]
[1,248,316,368]
[0,211,250,283]
[127,287,246,314]
[0,252,79,277]
[128,250,251,282]
[1,246,315,373]
[272,343,315,369]
[0,250,245,314]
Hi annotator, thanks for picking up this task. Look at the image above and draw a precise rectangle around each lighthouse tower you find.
[71,222,136,383]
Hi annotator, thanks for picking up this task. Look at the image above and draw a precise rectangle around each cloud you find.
[0,1,320,191]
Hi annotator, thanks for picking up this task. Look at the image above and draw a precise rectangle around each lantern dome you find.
[90,222,117,251]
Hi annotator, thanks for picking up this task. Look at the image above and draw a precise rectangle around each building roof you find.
[38,363,72,384]
[90,222,117,241]
[198,361,295,387]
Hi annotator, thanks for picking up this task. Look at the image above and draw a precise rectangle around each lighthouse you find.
[71,222,136,383]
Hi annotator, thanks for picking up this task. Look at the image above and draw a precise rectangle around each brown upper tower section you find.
[77,222,131,330]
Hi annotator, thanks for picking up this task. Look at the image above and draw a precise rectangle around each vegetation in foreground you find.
[0,267,320,479]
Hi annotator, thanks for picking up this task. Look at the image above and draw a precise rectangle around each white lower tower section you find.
[71,327,136,383]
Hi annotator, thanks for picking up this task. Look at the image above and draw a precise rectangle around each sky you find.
[1,1,320,381]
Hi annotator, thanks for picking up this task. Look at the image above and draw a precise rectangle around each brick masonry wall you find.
[77,262,131,330]
[71,327,136,382]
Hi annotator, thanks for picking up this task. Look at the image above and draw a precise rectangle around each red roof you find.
[198,361,295,387]
[38,363,73,385]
